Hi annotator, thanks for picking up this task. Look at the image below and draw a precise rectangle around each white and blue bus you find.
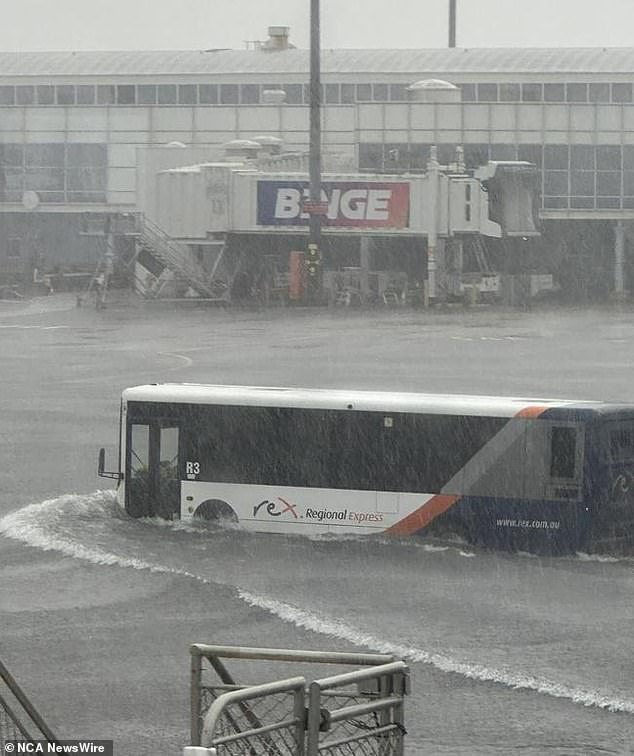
[98,384,634,553]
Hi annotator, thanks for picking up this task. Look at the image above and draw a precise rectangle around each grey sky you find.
[3,0,634,51]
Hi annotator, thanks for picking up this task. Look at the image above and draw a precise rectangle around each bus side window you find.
[130,424,150,478]
[160,426,179,479]
[550,426,578,479]
[127,423,151,517]
[609,426,634,462]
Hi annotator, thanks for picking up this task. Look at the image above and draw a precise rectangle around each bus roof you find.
[121,383,613,418]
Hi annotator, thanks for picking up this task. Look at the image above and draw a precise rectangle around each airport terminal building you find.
[1,27,634,301]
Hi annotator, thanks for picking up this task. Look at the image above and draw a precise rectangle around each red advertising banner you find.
[257,181,410,228]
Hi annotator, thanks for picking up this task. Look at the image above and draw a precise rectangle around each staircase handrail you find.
[139,218,221,297]
[0,659,57,742]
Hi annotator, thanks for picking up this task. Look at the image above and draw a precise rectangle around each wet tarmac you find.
[1,294,634,755]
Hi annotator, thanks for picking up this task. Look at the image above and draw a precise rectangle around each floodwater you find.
[1,293,634,755]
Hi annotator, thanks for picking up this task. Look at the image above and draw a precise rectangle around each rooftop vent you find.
[407,79,461,103]
[222,139,261,161]
[245,26,294,51]
[265,26,291,50]
[261,88,286,104]
[253,135,284,156]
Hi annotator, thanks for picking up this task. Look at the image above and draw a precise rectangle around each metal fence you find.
[0,659,57,748]
[188,644,409,756]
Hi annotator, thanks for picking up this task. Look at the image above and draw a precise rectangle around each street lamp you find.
[306,0,323,302]
[449,0,457,47]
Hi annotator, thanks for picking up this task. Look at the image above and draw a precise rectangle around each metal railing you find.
[307,662,408,756]
[201,677,306,755]
[189,644,409,756]
[0,659,57,748]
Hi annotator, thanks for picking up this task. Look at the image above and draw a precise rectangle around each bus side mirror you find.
[98,447,123,480]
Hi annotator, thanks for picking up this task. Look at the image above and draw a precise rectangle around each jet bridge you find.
[136,152,539,303]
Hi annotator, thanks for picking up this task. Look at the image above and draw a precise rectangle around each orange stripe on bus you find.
[515,406,548,418]
[386,494,459,536]
[387,406,548,536]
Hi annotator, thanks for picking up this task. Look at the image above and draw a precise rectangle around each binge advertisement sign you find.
[257,180,410,228]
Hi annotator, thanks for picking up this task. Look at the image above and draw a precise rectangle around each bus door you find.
[127,421,181,519]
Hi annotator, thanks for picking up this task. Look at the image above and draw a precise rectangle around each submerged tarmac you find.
[1,295,634,754]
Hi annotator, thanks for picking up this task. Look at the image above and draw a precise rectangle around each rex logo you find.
[253,497,299,519]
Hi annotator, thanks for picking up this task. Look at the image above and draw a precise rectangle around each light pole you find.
[448,0,457,47]
[306,0,323,302]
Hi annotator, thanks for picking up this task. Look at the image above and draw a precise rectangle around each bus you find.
[98,383,634,553]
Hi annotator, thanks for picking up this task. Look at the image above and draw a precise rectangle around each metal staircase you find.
[135,217,232,301]
[471,234,493,273]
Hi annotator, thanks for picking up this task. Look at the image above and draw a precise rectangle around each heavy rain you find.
[1,2,634,755]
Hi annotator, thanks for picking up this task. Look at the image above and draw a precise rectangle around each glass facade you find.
[0,80,630,105]
[0,143,107,203]
[359,142,634,211]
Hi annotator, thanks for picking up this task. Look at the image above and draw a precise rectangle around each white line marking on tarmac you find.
[158,351,194,369]
[0,324,70,330]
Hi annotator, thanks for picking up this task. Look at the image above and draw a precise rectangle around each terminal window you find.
[571,145,595,170]
[76,85,95,105]
[389,84,407,101]
[179,84,197,105]
[325,84,339,104]
[199,84,218,104]
[137,85,157,105]
[499,83,520,102]
[0,86,15,105]
[37,86,55,105]
[570,172,595,196]
[0,142,107,203]
[158,85,177,104]
[240,84,260,104]
[521,83,542,102]
[356,83,372,102]
[220,84,239,104]
[57,86,75,105]
[566,83,588,102]
[117,85,136,105]
[372,83,388,102]
[16,86,34,105]
[544,83,565,102]
[96,85,115,105]
[543,145,569,170]
[612,83,633,103]
[283,84,302,104]
[477,83,498,101]
[4,77,634,108]
[596,145,621,170]
[589,83,610,103]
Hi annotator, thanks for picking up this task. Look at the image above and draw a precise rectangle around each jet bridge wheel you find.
[193,499,239,523]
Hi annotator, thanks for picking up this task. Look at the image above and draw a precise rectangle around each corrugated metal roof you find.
[3,47,634,78]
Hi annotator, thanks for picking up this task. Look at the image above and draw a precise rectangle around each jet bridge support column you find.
[614,221,626,299]
[426,146,440,300]
[360,236,371,300]
[447,238,464,298]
